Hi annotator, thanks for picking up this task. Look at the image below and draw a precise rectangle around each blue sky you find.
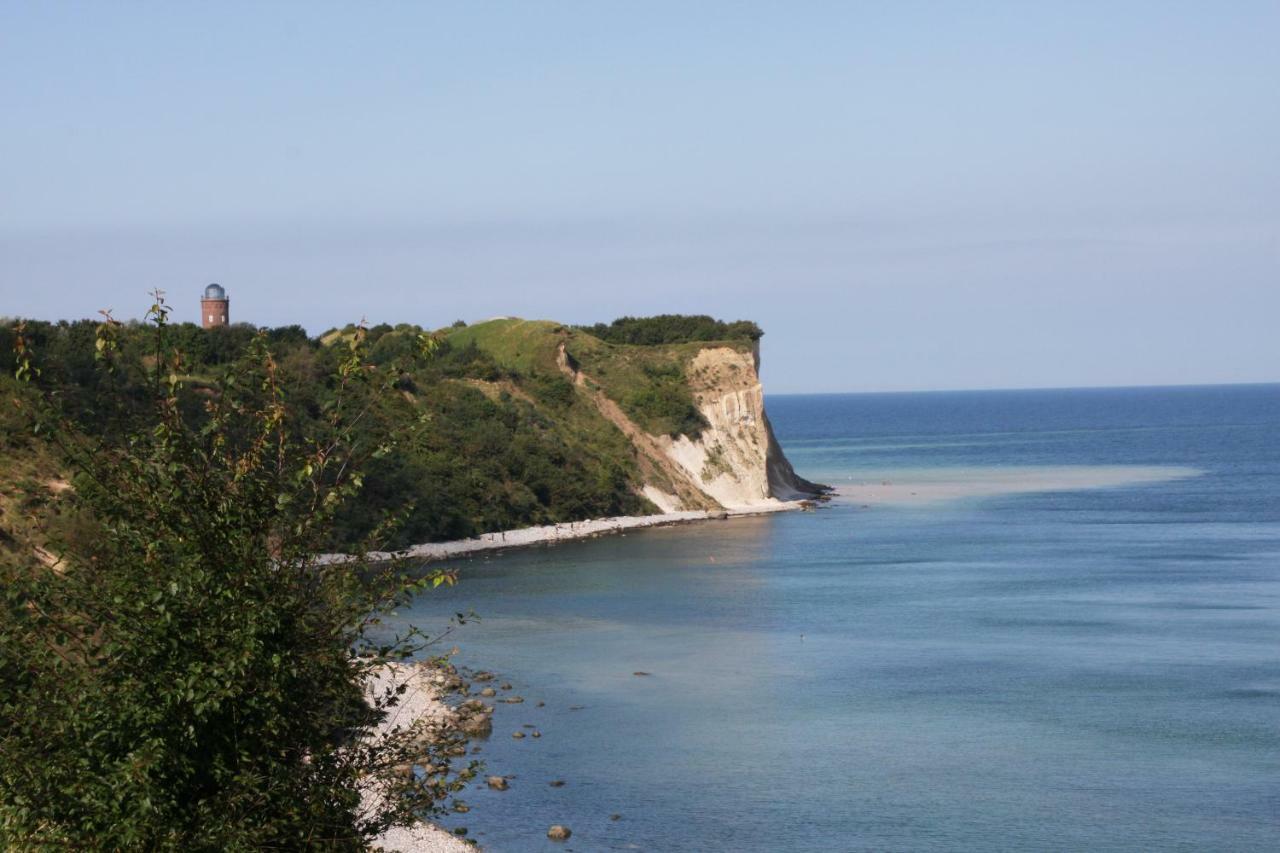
[2,1,1276,392]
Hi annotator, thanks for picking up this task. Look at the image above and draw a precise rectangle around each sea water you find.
[394,384,1280,851]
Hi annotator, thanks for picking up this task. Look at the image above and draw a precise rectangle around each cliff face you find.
[550,331,826,513]
[659,345,825,510]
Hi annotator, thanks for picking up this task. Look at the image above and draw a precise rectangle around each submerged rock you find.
[547,825,572,841]
[511,731,525,739]
[486,776,508,791]
[479,687,496,697]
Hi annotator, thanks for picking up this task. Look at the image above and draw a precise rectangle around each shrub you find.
[0,297,473,849]
[577,315,763,345]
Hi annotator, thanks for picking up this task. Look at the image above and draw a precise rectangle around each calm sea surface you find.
[394,385,1280,851]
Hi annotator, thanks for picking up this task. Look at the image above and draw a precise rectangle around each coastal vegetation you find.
[1,312,764,552]
[0,297,475,848]
[576,314,763,346]
[0,302,808,846]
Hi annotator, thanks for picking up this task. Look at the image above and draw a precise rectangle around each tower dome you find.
[200,283,230,328]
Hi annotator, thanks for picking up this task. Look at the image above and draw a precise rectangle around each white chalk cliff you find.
[559,342,826,513]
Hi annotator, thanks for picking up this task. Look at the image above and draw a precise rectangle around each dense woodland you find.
[576,314,763,346]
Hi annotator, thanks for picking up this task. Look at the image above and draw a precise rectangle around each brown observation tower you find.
[201,283,229,328]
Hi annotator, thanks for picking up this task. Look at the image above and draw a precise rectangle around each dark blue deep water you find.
[396,385,1280,851]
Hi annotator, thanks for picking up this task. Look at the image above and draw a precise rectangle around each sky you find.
[2,1,1277,392]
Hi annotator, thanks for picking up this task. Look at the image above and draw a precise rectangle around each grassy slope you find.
[449,318,753,439]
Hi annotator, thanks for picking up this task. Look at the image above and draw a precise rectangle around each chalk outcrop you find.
[560,340,825,513]
[666,344,825,509]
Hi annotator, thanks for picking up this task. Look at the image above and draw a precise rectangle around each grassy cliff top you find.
[446,317,756,438]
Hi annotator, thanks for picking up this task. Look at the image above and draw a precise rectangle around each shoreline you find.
[363,662,475,853]
[323,499,812,567]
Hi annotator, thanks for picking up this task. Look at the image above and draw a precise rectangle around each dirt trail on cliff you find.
[557,344,721,511]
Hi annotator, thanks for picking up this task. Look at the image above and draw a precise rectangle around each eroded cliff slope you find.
[454,317,826,514]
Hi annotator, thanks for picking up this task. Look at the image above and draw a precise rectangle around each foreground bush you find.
[0,297,472,849]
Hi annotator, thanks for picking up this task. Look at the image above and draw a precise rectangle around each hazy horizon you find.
[3,2,1277,393]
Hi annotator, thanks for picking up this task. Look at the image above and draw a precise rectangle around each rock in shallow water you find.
[547,825,572,841]
[458,713,492,737]
[486,776,508,790]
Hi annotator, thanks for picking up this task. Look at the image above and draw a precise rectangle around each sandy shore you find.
[320,500,806,567]
[362,663,473,853]
[834,465,1199,507]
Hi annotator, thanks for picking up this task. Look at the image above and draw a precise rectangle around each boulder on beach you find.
[547,825,572,841]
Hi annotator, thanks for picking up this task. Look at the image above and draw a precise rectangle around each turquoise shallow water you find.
[393,384,1280,851]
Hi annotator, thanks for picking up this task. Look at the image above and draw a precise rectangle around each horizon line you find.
[767,380,1280,397]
